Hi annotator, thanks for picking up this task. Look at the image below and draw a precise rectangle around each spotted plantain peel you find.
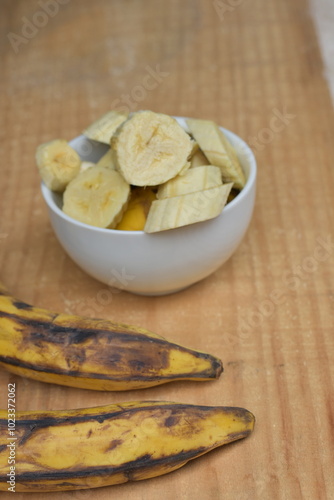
[0,283,222,390]
[0,401,255,492]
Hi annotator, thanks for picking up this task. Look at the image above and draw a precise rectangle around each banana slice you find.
[190,148,209,168]
[112,110,193,186]
[96,149,116,169]
[36,139,81,192]
[63,166,130,228]
[116,187,156,231]
[83,111,128,144]
[79,161,95,173]
[144,183,233,233]
[186,118,246,189]
[157,165,222,199]
[179,161,191,176]
[190,139,200,155]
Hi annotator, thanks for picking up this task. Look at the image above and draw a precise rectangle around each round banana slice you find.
[36,139,81,192]
[112,110,193,186]
[79,161,96,173]
[63,166,130,228]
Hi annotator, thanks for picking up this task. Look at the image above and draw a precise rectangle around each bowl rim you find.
[40,120,257,236]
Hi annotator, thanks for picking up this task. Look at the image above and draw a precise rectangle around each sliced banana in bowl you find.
[39,114,256,295]
[37,110,253,235]
[156,165,223,200]
[62,166,130,229]
[186,118,246,190]
[145,184,233,233]
[111,110,194,186]
[82,110,128,144]
[36,139,81,192]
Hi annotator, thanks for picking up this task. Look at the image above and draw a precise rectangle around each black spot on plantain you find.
[96,352,122,366]
[0,354,221,382]
[127,345,169,371]
[28,331,45,342]
[164,415,180,427]
[64,349,86,368]
[12,300,33,310]
[8,405,192,432]
[0,444,7,453]
[226,407,255,425]
[75,350,86,364]
[87,429,92,438]
[28,325,99,345]
[227,430,252,441]
[55,482,80,487]
[135,453,152,464]
[95,343,170,374]
[21,317,166,348]
[56,328,101,344]
[106,439,123,452]
[95,415,107,424]
[128,359,150,372]
[101,424,111,432]
[12,448,207,482]
[208,355,223,378]
[18,424,38,446]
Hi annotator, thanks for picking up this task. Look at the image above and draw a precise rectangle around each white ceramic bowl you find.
[40,117,257,295]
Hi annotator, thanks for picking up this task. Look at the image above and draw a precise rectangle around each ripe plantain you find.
[0,401,255,492]
[0,283,222,390]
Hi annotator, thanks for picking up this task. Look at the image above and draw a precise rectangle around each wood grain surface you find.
[0,0,333,498]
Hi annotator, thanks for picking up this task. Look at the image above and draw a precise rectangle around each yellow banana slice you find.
[36,139,81,192]
[190,139,200,155]
[190,148,209,168]
[96,148,116,169]
[83,111,128,144]
[179,160,192,176]
[79,161,95,173]
[157,165,222,199]
[112,110,194,186]
[116,187,156,231]
[144,183,233,233]
[63,166,130,228]
[186,118,246,189]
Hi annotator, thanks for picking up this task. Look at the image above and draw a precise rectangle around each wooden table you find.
[0,0,333,498]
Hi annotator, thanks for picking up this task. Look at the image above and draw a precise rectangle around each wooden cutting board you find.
[0,0,333,498]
